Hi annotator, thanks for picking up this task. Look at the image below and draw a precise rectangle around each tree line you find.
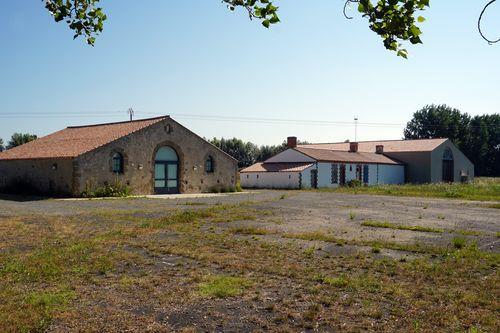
[208,137,289,168]
[404,105,499,177]
[0,133,38,152]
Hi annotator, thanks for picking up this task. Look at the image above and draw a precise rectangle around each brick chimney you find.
[375,145,384,154]
[349,142,358,153]
[287,136,297,149]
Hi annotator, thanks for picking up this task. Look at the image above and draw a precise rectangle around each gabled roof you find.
[0,116,168,160]
[295,147,402,165]
[297,138,448,153]
[241,162,314,173]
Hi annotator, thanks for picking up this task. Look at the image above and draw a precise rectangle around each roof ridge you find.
[298,138,448,145]
[67,115,169,129]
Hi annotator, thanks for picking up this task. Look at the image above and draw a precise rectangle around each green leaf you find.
[417,16,426,23]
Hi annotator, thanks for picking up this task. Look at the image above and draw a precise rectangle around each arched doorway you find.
[442,147,454,182]
[154,146,179,194]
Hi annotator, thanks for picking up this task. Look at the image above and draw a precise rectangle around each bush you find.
[81,179,130,198]
[347,179,362,188]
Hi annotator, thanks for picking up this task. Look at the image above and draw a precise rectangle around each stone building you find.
[0,116,238,196]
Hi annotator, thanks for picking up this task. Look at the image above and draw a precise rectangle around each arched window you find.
[205,156,214,173]
[112,152,124,174]
[443,147,453,161]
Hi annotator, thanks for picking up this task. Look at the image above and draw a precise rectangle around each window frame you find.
[205,156,214,173]
[112,152,124,174]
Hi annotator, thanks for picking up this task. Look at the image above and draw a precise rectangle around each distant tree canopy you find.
[0,138,4,152]
[7,133,38,150]
[209,137,289,168]
[404,105,500,176]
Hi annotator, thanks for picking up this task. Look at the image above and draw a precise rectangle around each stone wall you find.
[0,158,74,196]
[74,117,238,195]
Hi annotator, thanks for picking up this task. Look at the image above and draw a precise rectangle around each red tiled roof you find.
[295,147,402,165]
[241,162,314,173]
[0,116,168,160]
[298,138,447,153]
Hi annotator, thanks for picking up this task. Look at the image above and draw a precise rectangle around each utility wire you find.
[0,111,498,130]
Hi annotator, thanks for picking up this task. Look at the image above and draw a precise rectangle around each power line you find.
[0,111,498,130]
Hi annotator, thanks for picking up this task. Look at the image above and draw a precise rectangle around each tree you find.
[404,105,471,148]
[42,1,498,58]
[404,105,500,176]
[0,138,4,152]
[7,133,38,149]
[209,137,290,168]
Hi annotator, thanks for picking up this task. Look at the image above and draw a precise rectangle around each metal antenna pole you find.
[354,116,358,142]
[127,108,134,121]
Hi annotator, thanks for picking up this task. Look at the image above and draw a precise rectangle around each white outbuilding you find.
[240,136,474,189]
[240,137,404,189]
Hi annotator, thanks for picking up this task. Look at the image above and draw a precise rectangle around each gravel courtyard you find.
[0,190,498,332]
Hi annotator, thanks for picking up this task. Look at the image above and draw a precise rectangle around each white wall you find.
[299,164,315,188]
[317,162,336,188]
[377,165,405,184]
[240,172,300,189]
[241,163,405,189]
[265,149,315,163]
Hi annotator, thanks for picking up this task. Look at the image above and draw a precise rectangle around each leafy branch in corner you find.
[44,0,106,45]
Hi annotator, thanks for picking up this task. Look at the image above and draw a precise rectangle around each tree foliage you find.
[7,133,38,149]
[0,138,4,152]
[209,137,288,168]
[404,105,500,176]
[44,0,106,45]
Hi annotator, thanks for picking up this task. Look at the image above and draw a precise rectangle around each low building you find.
[240,137,474,189]
[0,116,238,196]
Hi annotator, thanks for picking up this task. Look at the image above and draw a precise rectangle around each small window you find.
[349,165,352,172]
[246,174,249,179]
[289,174,291,179]
[256,174,259,179]
[112,152,124,174]
[331,163,338,184]
[205,156,214,173]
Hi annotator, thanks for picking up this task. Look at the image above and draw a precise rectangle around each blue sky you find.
[0,1,499,146]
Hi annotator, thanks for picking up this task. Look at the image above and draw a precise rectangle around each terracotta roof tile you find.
[241,162,314,173]
[297,138,447,153]
[0,116,167,160]
[295,147,402,165]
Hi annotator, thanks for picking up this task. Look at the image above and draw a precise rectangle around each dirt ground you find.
[0,190,498,332]
[1,190,498,252]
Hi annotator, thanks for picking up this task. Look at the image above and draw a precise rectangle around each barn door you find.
[442,160,454,183]
[339,164,346,186]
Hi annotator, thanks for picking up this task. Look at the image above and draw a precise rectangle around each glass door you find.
[154,162,179,194]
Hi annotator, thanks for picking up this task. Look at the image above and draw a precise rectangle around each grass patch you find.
[485,203,500,209]
[361,220,444,233]
[453,229,482,236]
[231,226,272,235]
[198,275,252,298]
[452,237,467,249]
[318,178,500,202]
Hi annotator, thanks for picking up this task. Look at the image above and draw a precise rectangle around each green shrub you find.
[81,180,130,198]
[347,179,362,188]
[235,182,243,192]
